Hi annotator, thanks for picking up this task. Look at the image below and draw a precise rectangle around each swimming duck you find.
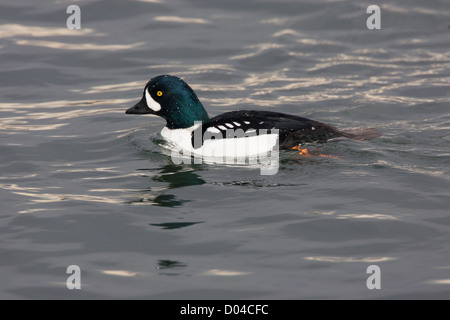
[126,75,381,157]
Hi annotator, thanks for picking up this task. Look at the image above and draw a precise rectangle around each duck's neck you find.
[165,100,210,129]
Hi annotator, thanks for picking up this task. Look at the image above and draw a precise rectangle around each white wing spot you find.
[243,121,250,125]
[206,127,221,133]
[145,89,161,112]
[233,122,241,126]
[218,125,227,130]
[225,123,234,128]
[311,127,315,130]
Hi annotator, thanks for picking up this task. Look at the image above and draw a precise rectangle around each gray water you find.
[0,0,449,300]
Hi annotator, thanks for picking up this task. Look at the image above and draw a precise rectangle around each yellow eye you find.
[157,91,163,97]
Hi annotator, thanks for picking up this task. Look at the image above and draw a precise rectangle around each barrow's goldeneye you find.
[125,75,381,158]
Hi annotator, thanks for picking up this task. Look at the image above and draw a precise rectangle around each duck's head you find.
[126,75,210,129]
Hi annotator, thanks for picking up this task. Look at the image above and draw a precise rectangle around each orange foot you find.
[291,145,341,160]
[291,145,312,157]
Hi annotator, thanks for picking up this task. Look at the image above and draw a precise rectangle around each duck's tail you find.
[329,127,382,142]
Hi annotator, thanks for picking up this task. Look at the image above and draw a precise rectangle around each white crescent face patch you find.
[145,89,161,112]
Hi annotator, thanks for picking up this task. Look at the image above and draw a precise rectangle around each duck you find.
[125,75,381,158]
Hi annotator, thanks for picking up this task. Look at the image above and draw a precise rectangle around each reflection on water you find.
[0,23,100,37]
[126,193,188,207]
[124,164,206,207]
[200,269,252,277]
[15,39,145,51]
[304,256,396,263]
[101,270,144,277]
[152,165,206,189]
[154,16,210,24]
[156,260,188,270]
[150,221,204,230]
